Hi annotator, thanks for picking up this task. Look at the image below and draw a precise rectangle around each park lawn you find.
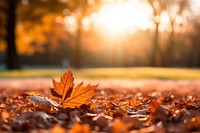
[0,67,200,79]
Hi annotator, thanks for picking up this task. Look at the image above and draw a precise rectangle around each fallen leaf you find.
[128,98,140,107]
[51,69,74,104]
[0,104,6,108]
[12,111,60,129]
[51,125,66,133]
[28,96,60,107]
[20,91,38,96]
[93,116,109,128]
[185,117,200,131]
[150,100,160,113]
[63,83,98,108]
[51,69,98,108]
[122,117,143,130]
[70,123,90,133]
[112,119,128,133]
[1,111,9,123]
[149,100,168,123]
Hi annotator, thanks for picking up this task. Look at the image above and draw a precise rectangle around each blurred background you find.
[0,0,200,70]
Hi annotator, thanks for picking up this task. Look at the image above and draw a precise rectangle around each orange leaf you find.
[51,69,98,108]
[51,69,74,104]
[1,111,10,122]
[62,83,98,108]
[112,119,128,133]
[150,100,160,113]
[70,123,90,133]
[128,98,141,107]
[52,125,66,133]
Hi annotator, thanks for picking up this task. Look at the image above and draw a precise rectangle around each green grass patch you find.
[0,67,200,79]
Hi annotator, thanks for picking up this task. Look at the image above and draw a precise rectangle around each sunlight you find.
[159,12,170,31]
[63,16,77,33]
[61,0,172,36]
[94,1,152,35]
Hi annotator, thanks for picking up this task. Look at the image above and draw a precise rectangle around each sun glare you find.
[62,0,172,36]
[97,4,133,33]
[94,1,152,35]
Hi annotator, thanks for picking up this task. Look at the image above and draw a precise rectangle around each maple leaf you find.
[51,69,74,104]
[51,69,98,108]
[62,82,98,108]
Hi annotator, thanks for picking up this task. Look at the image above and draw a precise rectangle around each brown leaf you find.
[149,100,168,122]
[150,100,160,113]
[12,112,59,129]
[93,116,109,128]
[51,69,98,108]
[185,117,200,131]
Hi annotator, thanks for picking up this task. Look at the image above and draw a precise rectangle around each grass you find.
[0,67,200,79]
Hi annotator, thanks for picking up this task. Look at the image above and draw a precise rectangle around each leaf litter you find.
[0,69,200,132]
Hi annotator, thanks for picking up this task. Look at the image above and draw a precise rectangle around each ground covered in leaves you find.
[0,85,200,133]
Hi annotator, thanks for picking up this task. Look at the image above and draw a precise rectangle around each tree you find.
[0,1,7,52]
[146,0,190,67]
[188,17,200,67]
[0,0,67,69]
[0,0,102,69]
[163,0,189,66]
[64,0,102,68]
[146,0,166,67]
[5,0,20,69]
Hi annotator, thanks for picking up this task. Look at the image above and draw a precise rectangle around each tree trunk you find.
[161,28,175,67]
[150,22,159,67]
[111,41,116,67]
[186,36,200,67]
[6,0,20,69]
[166,23,175,67]
[75,18,82,69]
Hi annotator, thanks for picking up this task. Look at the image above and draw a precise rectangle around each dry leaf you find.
[185,117,200,131]
[0,104,6,108]
[150,100,160,113]
[112,119,128,133]
[28,96,60,107]
[52,125,66,133]
[1,111,9,122]
[62,83,98,108]
[70,123,90,133]
[128,98,140,107]
[51,69,74,104]
[12,111,60,128]
[51,69,98,108]
[94,116,109,128]
[149,100,168,122]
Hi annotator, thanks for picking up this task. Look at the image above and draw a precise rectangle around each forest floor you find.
[0,78,200,132]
